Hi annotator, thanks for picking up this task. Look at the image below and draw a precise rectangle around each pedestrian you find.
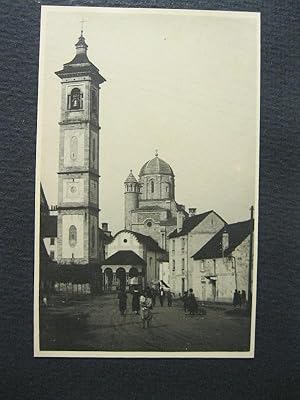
[132,286,140,314]
[117,288,127,316]
[233,289,238,307]
[187,288,198,315]
[167,291,172,307]
[159,287,165,307]
[241,290,246,307]
[140,292,153,329]
[237,291,242,308]
[182,291,188,313]
[151,287,156,307]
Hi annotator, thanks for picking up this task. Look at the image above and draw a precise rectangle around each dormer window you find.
[68,88,83,110]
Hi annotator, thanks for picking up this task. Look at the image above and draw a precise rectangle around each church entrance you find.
[116,267,126,291]
[104,268,113,291]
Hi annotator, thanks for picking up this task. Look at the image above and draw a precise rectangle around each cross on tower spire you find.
[155,149,159,157]
[80,18,87,35]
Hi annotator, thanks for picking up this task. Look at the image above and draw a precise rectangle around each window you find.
[69,88,82,110]
[50,238,55,245]
[172,260,175,272]
[172,240,175,252]
[70,136,78,160]
[149,257,152,266]
[147,221,152,227]
[50,251,55,260]
[182,258,185,271]
[151,180,154,193]
[123,239,127,243]
[69,225,77,247]
[161,233,165,249]
[181,238,185,253]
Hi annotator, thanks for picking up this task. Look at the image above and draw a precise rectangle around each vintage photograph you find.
[35,6,260,357]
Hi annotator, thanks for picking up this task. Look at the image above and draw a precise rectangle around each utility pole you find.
[248,206,254,311]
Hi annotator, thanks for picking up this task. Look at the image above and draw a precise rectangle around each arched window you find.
[69,225,77,247]
[70,136,78,160]
[70,88,81,110]
[91,226,95,249]
[151,180,155,193]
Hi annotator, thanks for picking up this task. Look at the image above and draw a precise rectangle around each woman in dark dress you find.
[117,289,127,316]
[132,287,140,314]
[187,288,198,315]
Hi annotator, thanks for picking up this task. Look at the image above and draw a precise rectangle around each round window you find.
[123,239,128,243]
[146,221,152,228]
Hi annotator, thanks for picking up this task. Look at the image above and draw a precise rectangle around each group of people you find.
[182,288,198,315]
[233,289,247,308]
[117,285,174,328]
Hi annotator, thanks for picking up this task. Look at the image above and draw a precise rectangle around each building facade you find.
[168,210,226,295]
[55,31,105,274]
[124,153,188,250]
[102,230,165,291]
[192,220,253,302]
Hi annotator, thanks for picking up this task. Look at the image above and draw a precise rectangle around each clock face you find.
[70,185,77,194]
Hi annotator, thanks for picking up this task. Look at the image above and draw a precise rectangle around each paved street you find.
[40,294,251,352]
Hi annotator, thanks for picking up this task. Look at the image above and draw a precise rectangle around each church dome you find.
[139,154,174,177]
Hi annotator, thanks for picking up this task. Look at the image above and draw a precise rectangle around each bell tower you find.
[55,31,105,270]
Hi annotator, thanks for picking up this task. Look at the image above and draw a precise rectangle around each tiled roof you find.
[168,210,216,238]
[192,219,254,260]
[124,170,138,183]
[103,250,146,266]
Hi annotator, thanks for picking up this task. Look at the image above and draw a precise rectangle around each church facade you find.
[124,153,188,250]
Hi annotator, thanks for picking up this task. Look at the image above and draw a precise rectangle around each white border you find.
[34,6,260,359]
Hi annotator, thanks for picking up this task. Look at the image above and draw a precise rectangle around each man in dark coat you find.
[233,289,239,307]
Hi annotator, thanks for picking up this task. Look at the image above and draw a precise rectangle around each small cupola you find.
[75,31,88,55]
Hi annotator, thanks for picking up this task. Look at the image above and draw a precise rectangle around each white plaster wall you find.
[62,214,84,258]
[63,178,84,203]
[107,231,144,259]
[64,129,85,167]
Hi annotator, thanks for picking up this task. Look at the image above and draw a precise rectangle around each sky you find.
[37,6,260,234]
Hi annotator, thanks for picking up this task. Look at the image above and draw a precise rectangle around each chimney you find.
[222,229,229,253]
[188,208,197,217]
[177,210,184,232]
[102,222,108,232]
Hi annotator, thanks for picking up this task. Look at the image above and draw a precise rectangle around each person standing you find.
[117,289,127,316]
[182,291,188,313]
[167,291,172,307]
[241,290,246,307]
[159,287,165,307]
[233,289,238,308]
[237,291,242,308]
[132,287,140,314]
[187,288,198,315]
[151,287,156,308]
[140,292,153,329]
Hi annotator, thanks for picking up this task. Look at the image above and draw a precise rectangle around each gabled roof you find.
[169,210,225,238]
[113,230,165,252]
[192,219,254,260]
[103,250,146,266]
